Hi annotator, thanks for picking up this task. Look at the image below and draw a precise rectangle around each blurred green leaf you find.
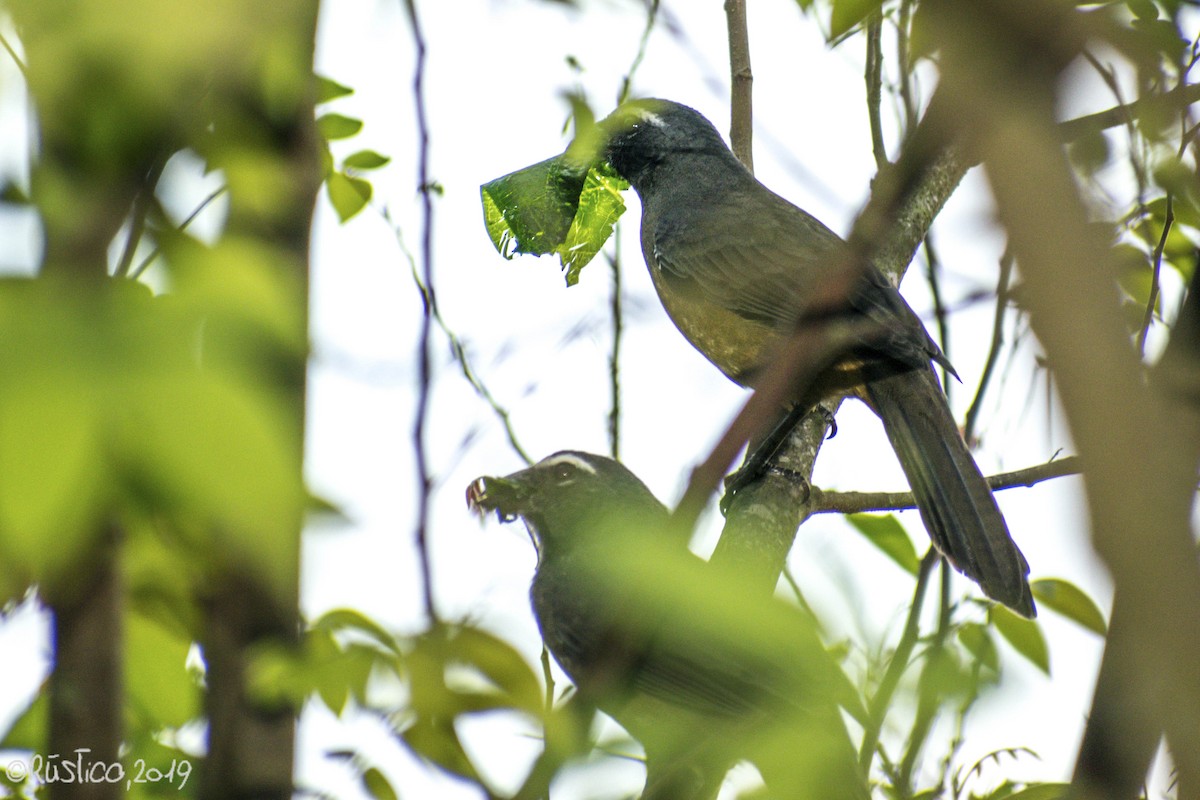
[957,622,1000,672]
[1127,0,1158,20]
[400,717,481,783]
[343,149,391,171]
[436,624,544,715]
[1031,579,1107,635]
[1067,129,1110,175]
[317,112,364,141]
[362,767,399,800]
[1001,783,1070,800]
[990,606,1049,674]
[848,514,920,575]
[327,171,372,222]
[126,609,201,728]
[830,0,883,40]
[314,607,405,658]
[316,74,354,103]
[0,689,46,751]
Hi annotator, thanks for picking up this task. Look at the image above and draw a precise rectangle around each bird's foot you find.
[720,464,811,515]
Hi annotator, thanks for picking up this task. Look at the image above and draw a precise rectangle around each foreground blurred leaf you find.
[1031,578,1107,635]
[125,609,201,728]
[1002,783,1070,800]
[317,112,364,141]
[326,171,372,222]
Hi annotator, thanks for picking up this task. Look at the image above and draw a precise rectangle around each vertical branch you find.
[896,0,919,134]
[403,0,438,622]
[921,234,951,394]
[858,549,939,772]
[865,11,888,170]
[617,0,659,105]
[724,0,754,171]
[45,527,123,800]
[607,241,623,460]
[200,4,321,797]
[1136,193,1172,357]
[963,252,1013,444]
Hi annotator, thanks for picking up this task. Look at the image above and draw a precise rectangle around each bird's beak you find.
[466,475,530,524]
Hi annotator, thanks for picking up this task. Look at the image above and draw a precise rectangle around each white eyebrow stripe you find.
[635,109,665,127]
[540,453,598,475]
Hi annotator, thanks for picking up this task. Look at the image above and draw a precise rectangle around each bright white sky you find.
[3,0,1186,798]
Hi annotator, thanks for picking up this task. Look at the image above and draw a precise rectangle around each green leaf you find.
[481,153,591,261]
[0,689,47,751]
[1067,129,1110,175]
[1001,783,1070,800]
[316,74,354,104]
[557,164,628,285]
[1126,0,1158,20]
[1031,578,1107,635]
[343,149,391,171]
[830,0,884,40]
[957,622,999,672]
[327,171,372,222]
[317,112,364,141]
[400,717,481,782]
[990,605,1049,674]
[0,384,105,579]
[362,767,399,800]
[314,607,405,657]
[126,610,201,728]
[847,514,920,575]
[437,624,544,715]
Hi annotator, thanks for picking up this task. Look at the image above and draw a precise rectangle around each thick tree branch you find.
[916,1,1200,796]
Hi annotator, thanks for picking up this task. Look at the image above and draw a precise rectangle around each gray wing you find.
[650,183,951,373]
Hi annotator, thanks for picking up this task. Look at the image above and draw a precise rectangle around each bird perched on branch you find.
[594,98,1035,617]
[468,451,869,800]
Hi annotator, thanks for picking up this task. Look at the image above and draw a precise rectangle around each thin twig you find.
[725,0,753,171]
[865,11,888,170]
[129,186,228,279]
[1057,80,1200,145]
[617,0,659,105]
[607,242,623,460]
[403,0,438,622]
[896,0,919,134]
[113,159,167,278]
[964,252,1014,444]
[0,28,27,79]
[811,454,1082,516]
[388,208,533,465]
[1138,194,1173,356]
[859,550,939,771]
[921,232,951,396]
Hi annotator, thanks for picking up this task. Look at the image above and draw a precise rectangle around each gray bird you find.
[468,451,870,799]
[595,98,1035,617]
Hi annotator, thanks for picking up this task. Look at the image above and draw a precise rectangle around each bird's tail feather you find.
[865,367,1035,617]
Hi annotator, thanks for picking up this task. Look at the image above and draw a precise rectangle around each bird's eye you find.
[552,463,576,482]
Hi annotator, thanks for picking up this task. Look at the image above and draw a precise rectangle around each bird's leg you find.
[721,404,838,514]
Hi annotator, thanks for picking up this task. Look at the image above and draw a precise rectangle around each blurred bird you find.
[468,451,869,800]
[594,98,1034,617]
